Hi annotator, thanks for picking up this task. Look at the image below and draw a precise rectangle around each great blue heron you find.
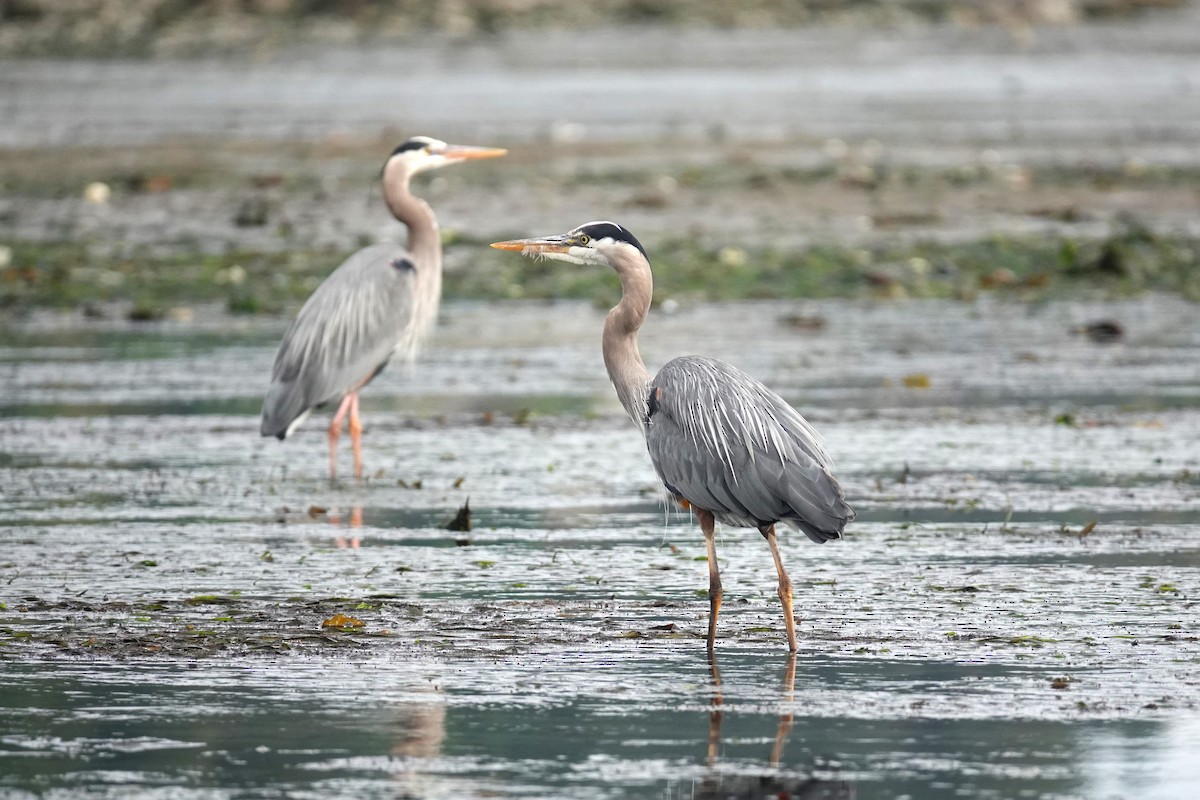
[261,136,506,479]
[492,221,854,652]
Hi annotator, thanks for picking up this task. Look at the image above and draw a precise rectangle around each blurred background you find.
[2,0,1199,317]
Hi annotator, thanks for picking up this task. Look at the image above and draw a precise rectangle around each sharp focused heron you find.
[492,221,854,652]
[261,136,505,479]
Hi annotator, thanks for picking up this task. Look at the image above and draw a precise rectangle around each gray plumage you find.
[260,244,421,439]
[261,137,505,479]
[646,355,853,543]
[491,220,854,651]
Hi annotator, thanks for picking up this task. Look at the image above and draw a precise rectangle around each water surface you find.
[1,297,1198,797]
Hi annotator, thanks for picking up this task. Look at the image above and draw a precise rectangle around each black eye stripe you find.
[389,138,431,157]
[574,221,647,261]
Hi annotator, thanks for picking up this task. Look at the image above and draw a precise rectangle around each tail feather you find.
[261,380,311,440]
[762,458,854,543]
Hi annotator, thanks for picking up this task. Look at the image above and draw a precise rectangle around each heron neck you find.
[603,251,654,429]
[382,164,442,334]
[383,166,442,280]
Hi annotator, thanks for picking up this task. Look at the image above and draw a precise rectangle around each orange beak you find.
[440,145,507,161]
[490,235,573,254]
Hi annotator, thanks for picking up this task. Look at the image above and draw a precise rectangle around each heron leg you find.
[699,509,722,653]
[328,394,355,481]
[763,524,798,652]
[348,392,363,480]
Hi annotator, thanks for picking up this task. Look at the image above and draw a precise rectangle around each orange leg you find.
[328,393,355,481]
[348,393,364,479]
[699,509,721,653]
[763,524,797,652]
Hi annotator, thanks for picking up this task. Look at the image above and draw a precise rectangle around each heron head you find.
[490,221,648,268]
[384,136,506,177]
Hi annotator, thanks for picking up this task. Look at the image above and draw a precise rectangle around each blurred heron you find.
[262,136,505,479]
[492,221,854,652]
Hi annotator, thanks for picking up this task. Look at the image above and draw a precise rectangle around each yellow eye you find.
[578,234,590,245]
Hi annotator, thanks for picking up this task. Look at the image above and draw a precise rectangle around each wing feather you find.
[645,356,854,542]
[261,244,422,438]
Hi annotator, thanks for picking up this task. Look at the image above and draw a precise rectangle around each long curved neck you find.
[603,249,654,429]
[383,163,442,283]
[383,162,442,338]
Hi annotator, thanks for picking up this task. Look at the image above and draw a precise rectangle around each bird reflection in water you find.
[327,505,363,548]
[697,654,855,800]
[388,682,448,798]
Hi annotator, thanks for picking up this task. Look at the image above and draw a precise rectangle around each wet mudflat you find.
[1,296,1199,798]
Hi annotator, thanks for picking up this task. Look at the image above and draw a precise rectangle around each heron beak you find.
[439,144,508,161]
[490,235,572,255]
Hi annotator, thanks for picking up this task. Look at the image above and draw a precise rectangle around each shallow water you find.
[1,297,1199,798]
[3,654,1199,800]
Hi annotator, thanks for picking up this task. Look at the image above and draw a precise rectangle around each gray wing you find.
[644,356,854,543]
[261,243,419,439]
